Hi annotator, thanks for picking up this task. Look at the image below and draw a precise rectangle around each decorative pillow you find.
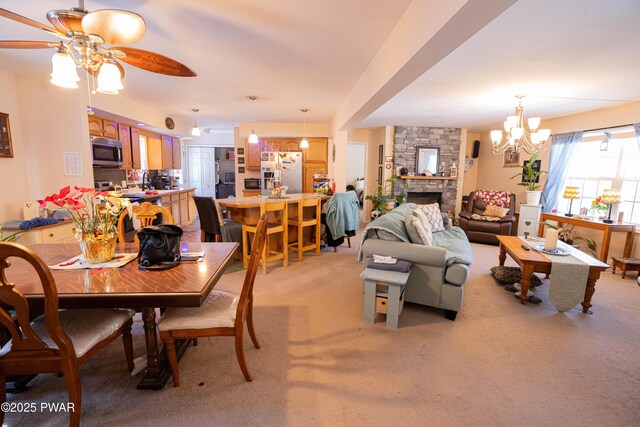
[415,203,445,232]
[404,213,423,244]
[482,205,510,218]
[406,214,432,246]
[471,213,501,222]
[490,266,543,288]
[474,190,511,208]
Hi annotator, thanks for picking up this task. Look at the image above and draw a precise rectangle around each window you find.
[557,126,640,224]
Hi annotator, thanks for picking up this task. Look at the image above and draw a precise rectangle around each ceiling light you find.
[490,95,551,154]
[248,96,259,144]
[191,108,200,136]
[96,58,123,95]
[300,108,309,149]
[50,45,80,89]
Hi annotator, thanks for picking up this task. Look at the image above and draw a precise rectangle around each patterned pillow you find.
[474,190,511,208]
[490,266,543,287]
[483,205,510,218]
[414,203,445,232]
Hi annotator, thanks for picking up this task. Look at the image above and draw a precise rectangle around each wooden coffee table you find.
[496,236,609,313]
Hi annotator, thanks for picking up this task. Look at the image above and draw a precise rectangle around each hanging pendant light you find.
[248,96,259,144]
[96,57,123,95]
[50,44,80,89]
[300,108,309,149]
[191,109,201,136]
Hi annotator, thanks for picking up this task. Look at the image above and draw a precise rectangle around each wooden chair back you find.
[260,201,287,229]
[237,215,267,323]
[0,242,76,364]
[117,202,174,243]
[297,197,320,222]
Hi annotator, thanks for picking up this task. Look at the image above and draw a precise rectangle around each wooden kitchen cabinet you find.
[88,116,119,139]
[147,136,163,170]
[118,123,132,169]
[172,137,181,170]
[303,165,326,194]
[102,120,119,139]
[303,138,328,164]
[246,139,262,171]
[130,126,142,169]
[162,135,173,169]
[88,115,103,137]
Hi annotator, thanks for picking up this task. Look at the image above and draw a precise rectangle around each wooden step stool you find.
[611,257,640,279]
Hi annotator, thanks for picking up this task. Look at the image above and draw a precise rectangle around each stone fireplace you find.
[393,126,462,213]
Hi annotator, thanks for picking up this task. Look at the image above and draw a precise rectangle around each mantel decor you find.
[0,112,13,158]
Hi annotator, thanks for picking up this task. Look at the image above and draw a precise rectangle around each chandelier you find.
[490,95,551,154]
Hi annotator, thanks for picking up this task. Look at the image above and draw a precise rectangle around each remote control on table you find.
[521,244,531,251]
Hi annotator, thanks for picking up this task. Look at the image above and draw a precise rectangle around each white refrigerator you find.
[261,152,303,195]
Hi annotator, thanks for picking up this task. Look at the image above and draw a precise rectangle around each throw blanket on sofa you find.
[431,226,474,266]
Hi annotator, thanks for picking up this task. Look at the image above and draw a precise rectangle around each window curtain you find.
[541,131,583,212]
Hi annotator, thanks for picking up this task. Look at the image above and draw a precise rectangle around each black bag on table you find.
[136,224,183,271]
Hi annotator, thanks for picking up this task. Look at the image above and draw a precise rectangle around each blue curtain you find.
[541,131,583,212]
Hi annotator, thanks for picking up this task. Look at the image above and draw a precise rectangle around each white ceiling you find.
[1,0,639,133]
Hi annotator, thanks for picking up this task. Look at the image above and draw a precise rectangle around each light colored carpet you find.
[5,232,640,427]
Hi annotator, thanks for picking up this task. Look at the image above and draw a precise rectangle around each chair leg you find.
[283,227,288,268]
[162,337,180,387]
[215,234,221,242]
[247,300,260,349]
[192,338,199,347]
[333,246,337,253]
[298,224,303,262]
[315,221,321,256]
[61,362,82,427]
[242,227,249,268]
[121,319,134,372]
[347,236,351,248]
[234,326,253,382]
[262,235,268,275]
[200,230,205,242]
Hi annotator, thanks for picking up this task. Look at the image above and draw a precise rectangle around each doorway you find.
[186,146,236,198]
[346,143,366,210]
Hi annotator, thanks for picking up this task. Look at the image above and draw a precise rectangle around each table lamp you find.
[600,189,621,224]
[563,186,580,217]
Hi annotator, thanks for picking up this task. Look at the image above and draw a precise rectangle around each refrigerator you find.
[261,151,303,195]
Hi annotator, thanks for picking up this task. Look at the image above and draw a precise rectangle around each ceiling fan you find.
[0,0,196,93]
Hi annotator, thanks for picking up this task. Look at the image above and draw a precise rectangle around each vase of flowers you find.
[38,186,131,263]
[590,197,609,219]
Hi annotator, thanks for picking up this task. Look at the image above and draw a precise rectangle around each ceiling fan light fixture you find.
[96,60,123,94]
[50,48,80,89]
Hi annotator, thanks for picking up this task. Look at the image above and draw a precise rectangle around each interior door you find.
[200,147,216,198]
[187,147,202,196]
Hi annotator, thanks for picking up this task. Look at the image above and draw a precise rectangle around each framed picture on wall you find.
[378,145,383,165]
[377,166,382,186]
[503,149,520,167]
[238,166,245,174]
[238,156,245,164]
[0,112,13,158]
[237,147,244,155]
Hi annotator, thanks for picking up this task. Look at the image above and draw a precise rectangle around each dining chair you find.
[158,214,268,386]
[116,201,174,243]
[287,197,321,261]
[242,201,288,274]
[193,196,223,242]
[0,242,135,427]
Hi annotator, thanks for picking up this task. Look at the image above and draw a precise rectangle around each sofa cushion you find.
[404,213,423,244]
[445,263,469,286]
[471,213,502,222]
[374,229,403,242]
[415,203,445,232]
[490,266,543,287]
[483,205,510,218]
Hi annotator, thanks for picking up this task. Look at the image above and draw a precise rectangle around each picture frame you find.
[377,166,382,186]
[237,156,245,164]
[503,149,520,167]
[522,159,541,183]
[0,112,13,158]
[236,147,244,155]
[378,145,383,165]
[238,166,245,174]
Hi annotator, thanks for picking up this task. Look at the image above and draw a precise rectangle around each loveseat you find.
[458,190,516,245]
[359,203,472,321]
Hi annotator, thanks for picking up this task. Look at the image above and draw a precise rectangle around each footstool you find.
[611,257,640,279]
[360,268,411,329]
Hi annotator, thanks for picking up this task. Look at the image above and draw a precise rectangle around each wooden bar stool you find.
[287,197,321,261]
[242,201,288,274]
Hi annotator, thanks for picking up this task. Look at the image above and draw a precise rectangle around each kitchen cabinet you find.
[303,138,328,164]
[118,123,132,169]
[303,165,326,194]
[246,139,261,171]
[172,137,182,170]
[243,190,261,197]
[162,135,173,169]
[130,127,142,169]
[160,190,195,226]
[88,116,119,139]
[13,221,77,245]
[147,136,163,170]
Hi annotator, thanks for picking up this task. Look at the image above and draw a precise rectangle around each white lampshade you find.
[300,137,309,148]
[506,115,518,129]
[50,51,80,89]
[503,120,511,132]
[490,130,503,143]
[528,117,541,130]
[96,62,123,95]
[537,129,551,141]
[511,127,524,140]
[248,131,259,144]
[191,125,200,136]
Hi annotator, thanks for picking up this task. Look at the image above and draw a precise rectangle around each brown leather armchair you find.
[458,191,516,245]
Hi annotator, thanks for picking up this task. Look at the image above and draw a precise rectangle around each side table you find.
[360,267,411,329]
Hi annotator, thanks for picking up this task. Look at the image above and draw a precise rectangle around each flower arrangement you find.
[590,196,609,214]
[38,186,132,263]
[38,186,132,236]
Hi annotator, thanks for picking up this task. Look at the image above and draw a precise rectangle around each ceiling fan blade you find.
[82,10,146,45]
[0,40,58,49]
[110,47,196,77]
[0,8,61,36]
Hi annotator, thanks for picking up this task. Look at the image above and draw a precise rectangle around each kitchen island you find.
[217,193,330,225]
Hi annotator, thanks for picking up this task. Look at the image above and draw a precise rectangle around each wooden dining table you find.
[5,241,238,390]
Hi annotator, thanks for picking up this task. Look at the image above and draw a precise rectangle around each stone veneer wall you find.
[393,126,462,213]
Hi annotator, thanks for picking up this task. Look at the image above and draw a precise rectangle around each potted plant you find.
[542,222,597,257]
[365,186,392,220]
[510,152,547,205]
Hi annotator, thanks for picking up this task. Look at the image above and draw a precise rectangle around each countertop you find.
[2,219,73,231]
[120,188,196,199]
[217,193,330,208]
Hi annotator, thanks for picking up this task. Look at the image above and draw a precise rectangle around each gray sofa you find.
[359,203,472,321]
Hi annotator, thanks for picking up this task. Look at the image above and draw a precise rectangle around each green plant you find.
[510,152,547,191]
[365,186,391,213]
[0,225,26,242]
[542,222,597,257]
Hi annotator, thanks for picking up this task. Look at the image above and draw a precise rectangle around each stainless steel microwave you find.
[91,137,123,167]
[244,178,261,189]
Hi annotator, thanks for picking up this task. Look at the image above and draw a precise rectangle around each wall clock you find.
[385,163,391,169]
[165,117,175,130]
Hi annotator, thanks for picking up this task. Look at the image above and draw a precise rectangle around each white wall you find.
[346,144,366,185]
